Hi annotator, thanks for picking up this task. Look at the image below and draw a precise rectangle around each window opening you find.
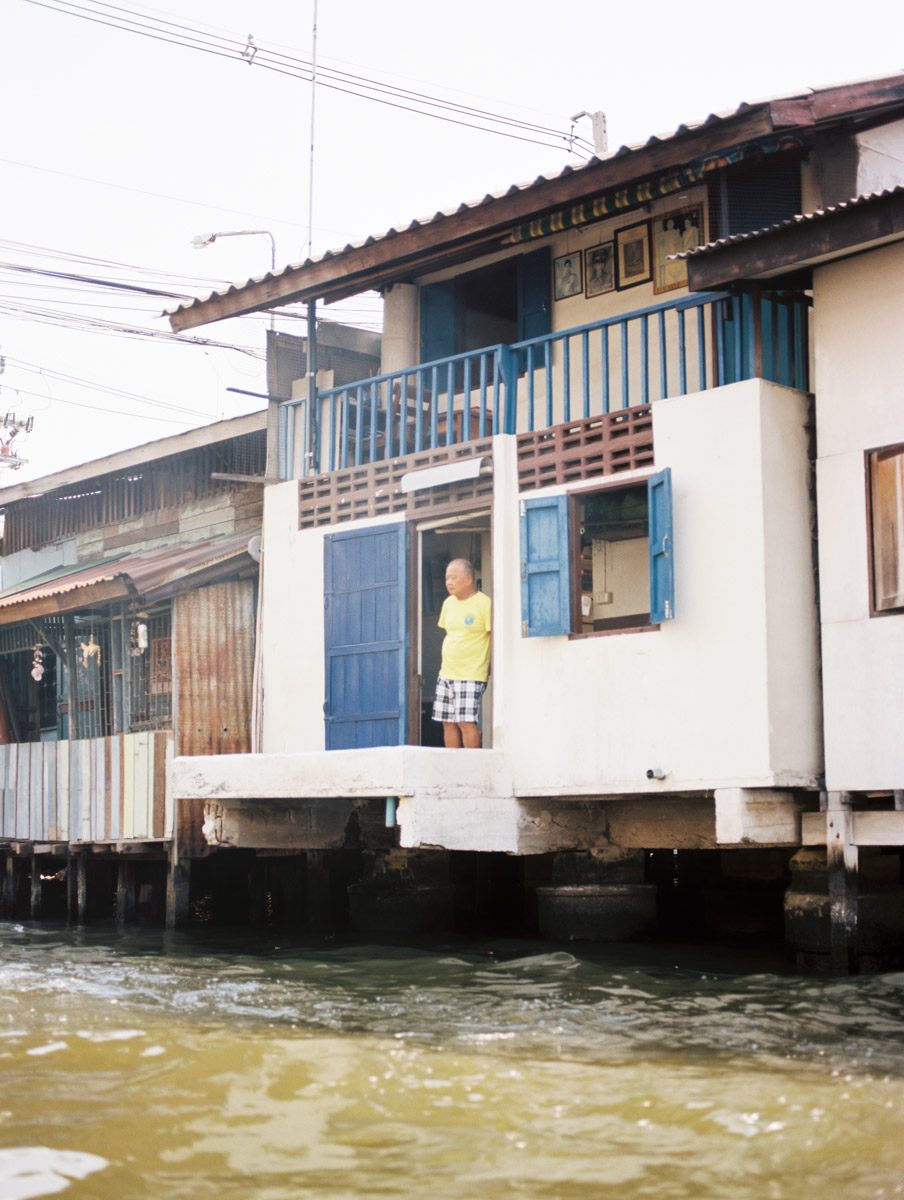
[708,157,802,239]
[520,469,673,638]
[126,607,173,730]
[575,485,650,632]
[0,602,173,743]
[457,260,518,354]
[868,443,904,614]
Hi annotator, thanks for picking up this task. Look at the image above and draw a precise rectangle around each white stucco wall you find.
[260,377,821,796]
[857,118,904,196]
[813,240,904,790]
[261,482,412,754]
[495,378,820,796]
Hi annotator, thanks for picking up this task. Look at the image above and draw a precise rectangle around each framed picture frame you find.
[652,205,704,294]
[615,221,652,290]
[553,252,582,300]
[584,242,615,297]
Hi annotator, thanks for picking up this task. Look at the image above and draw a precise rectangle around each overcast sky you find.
[1,0,900,483]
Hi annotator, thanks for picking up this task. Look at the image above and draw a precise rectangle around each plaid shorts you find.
[432,676,487,724]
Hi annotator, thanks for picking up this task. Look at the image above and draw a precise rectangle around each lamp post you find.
[191,229,277,330]
[192,228,280,478]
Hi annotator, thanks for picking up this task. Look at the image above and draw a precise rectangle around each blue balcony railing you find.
[279,286,810,478]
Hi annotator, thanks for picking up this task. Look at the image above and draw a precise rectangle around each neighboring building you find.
[0,413,267,924]
[685,186,904,968]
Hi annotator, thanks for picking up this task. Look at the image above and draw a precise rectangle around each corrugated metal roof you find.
[167,72,904,326]
[678,185,904,258]
[0,530,257,620]
[0,410,267,505]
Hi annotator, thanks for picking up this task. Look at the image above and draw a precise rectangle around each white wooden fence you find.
[0,732,173,843]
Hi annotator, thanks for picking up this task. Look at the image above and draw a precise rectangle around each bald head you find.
[445,559,476,600]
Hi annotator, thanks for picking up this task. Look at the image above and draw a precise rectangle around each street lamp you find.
[191,228,283,479]
[191,229,277,329]
[191,229,276,271]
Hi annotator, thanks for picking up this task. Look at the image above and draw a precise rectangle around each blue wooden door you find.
[324,523,408,749]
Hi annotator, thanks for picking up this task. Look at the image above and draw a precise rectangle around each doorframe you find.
[412,507,493,747]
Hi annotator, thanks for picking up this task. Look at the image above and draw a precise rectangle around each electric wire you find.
[4,386,206,425]
[0,154,315,234]
[5,356,220,418]
[23,0,596,156]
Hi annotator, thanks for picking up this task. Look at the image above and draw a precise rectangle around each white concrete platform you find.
[173,746,514,805]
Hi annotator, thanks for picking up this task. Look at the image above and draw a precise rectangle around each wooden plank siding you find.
[0,732,173,843]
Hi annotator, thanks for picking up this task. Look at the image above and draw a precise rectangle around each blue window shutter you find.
[517,246,551,344]
[648,468,674,623]
[520,495,571,636]
[419,280,456,364]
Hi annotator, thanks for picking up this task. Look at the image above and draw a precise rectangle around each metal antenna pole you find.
[305,2,319,480]
[307,0,318,261]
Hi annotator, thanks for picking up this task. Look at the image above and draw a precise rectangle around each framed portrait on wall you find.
[584,242,615,297]
[553,252,582,300]
[653,205,704,293]
[615,222,652,290]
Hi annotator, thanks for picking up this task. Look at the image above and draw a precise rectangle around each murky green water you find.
[2,923,904,1199]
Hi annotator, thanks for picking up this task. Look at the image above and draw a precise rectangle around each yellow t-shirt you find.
[438,591,492,682]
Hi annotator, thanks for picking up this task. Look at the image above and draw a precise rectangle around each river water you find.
[2,922,904,1200]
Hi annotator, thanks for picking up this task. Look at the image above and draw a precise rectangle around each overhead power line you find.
[5,386,207,425]
[24,0,596,157]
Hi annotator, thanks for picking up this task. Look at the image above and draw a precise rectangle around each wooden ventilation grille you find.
[516,407,654,492]
[299,441,494,530]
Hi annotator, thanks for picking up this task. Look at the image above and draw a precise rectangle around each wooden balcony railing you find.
[279,287,810,479]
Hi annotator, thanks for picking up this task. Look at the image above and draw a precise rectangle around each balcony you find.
[279,286,810,480]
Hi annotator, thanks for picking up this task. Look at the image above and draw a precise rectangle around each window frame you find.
[520,468,674,639]
[866,441,904,617]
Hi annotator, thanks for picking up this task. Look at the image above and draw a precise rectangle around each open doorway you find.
[416,513,492,748]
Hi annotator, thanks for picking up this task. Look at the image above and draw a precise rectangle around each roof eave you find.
[169,106,781,332]
[0,410,267,507]
[686,190,904,290]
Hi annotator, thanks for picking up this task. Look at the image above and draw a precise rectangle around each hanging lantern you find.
[79,632,101,668]
[130,620,148,656]
[31,644,44,682]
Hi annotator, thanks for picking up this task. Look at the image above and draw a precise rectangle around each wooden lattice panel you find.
[516,407,654,492]
[299,440,494,529]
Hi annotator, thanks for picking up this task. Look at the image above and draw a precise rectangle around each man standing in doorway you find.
[433,558,491,748]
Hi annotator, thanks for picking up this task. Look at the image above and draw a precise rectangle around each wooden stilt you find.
[305,850,330,932]
[827,791,858,975]
[116,860,136,924]
[76,855,88,923]
[165,842,190,929]
[249,857,269,922]
[2,855,16,917]
[66,852,87,924]
[30,854,42,919]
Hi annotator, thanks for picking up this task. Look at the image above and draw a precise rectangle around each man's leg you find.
[459,721,481,749]
[443,722,463,748]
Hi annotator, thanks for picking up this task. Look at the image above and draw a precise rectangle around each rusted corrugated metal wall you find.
[174,579,255,855]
